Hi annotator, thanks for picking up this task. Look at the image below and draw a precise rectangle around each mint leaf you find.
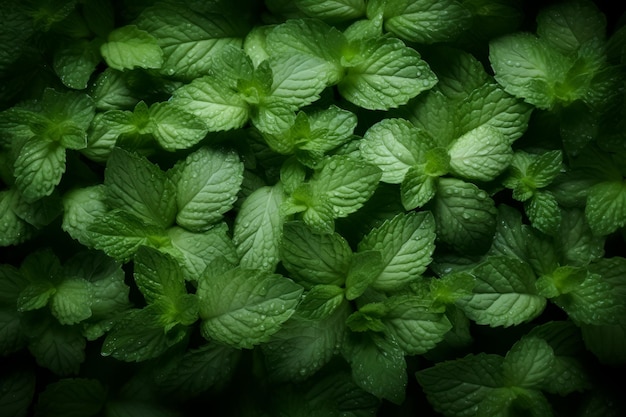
[53,39,101,90]
[137,4,246,79]
[104,148,177,229]
[48,278,92,325]
[198,266,303,348]
[34,378,106,417]
[171,75,249,132]
[339,36,437,110]
[358,211,436,291]
[525,190,561,235]
[268,54,330,109]
[148,102,208,150]
[416,352,505,417]
[293,0,366,21]
[585,180,626,236]
[263,301,349,381]
[348,334,407,404]
[25,316,86,375]
[13,137,65,202]
[360,118,436,184]
[448,125,512,182]
[296,284,346,320]
[62,185,109,246]
[233,184,284,271]
[382,295,452,355]
[0,370,35,417]
[381,0,471,44]
[280,221,352,288]
[455,256,546,327]
[502,336,555,389]
[134,247,185,304]
[431,178,497,255]
[100,25,164,71]
[169,147,243,232]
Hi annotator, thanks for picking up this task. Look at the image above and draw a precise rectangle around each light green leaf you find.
[100,25,163,71]
[349,335,407,404]
[13,137,65,202]
[134,247,185,304]
[266,18,345,85]
[448,125,512,182]
[339,36,437,110]
[358,211,436,291]
[416,352,505,417]
[585,180,626,236]
[382,296,452,355]
[401,166,438,210]
[296,285,346,320]
[137,5,246,80]
[104,148,177,229]
[502,336,555,388]
[432,178,497,255]
[525,190,561,235]
[164,224,239,280]
[171,75,249,132]
[456,256,546,327]
[382,0,471,44]
[310,155,382,217]
[280,220,352,288]
[360,118,436,184]
[49,278,92,325]
[489,33,571,109]
[88,210,168,262]
[294,0,366,21]
[62,185,108,246]
[345,251,383,300]
[268,54,331,109]
[170,147,243,232]
[233,184,285,271]
[198,267,303,349]
[148,102,208,150]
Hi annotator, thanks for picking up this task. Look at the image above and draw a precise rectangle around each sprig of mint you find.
[1,0,625,416]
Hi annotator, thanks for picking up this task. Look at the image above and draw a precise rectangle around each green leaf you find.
[268,54,331,109]
[13,137,66,202]
[556,208,605,266]
[49,278,92,325]
[431,178,497,255]
[233,184,285,271]
[296,284,346,320]
[348,335,407,404]
[0,370,35,417]
[280,221,353,288]
[382,295,452,355]
[456,256,546,327]
[489,33,571,109]
[34,378,106,417]
[358,211,436,291]
[53,39,102,90]
[310,155,382,217]
[585,180,626,236]
[148,102,208,150]
[25,316,86,375]
[0,190,34,246]
[360,118,436,184]
[89,68,138,111]
[416,352,505,417]
[164,224,239,280]
[134,247,185,304]
[101,307,187,362]
[197,267,303,349]
[87,210,168,262]
[171,75,249,132]
[263,302,349,382]
[339,36,437,110]
[265,18,345,85]
[154,343,241,399]
[61,185,108,246]
[502,336,555,389]
[345,250,383,300]
[293,0,366,21]
[104,148,177,229]
[100,25,164,71]
[170,147,243,232]
[381,0,471,44]
[448,125,512,182]
[525,191,561,235]
[401,166,438,209]
[137,4,246,80]
[536,0,606,56]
